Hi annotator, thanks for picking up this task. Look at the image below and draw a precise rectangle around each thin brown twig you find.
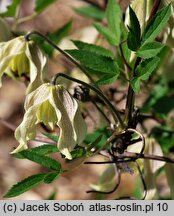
[85,151,174,164]
[119,44,132,71]
[147,0,162,23]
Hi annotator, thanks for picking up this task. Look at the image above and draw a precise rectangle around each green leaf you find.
[131,57,160,93]
[137,42,165,59]
[4,173,46,198]
[106,0,122,45]
[41,20,72,56]
[70,148,86,159]
[14,145,59,159]
[0,0,21,17]
[96,73,119,85]
[66,49,119,75]
[72,40,114,59]
[44,172,60,184]
[141,4,172,44]
[130,78,141,93]
[87,135,103,151]
[29,145,59,155]
[152,126,174,153]
[136,57,160,80]
[19,151,61,171]
[44,133,59,142]
[94,23,118,45]
[127,6,141,51]
[85,127,111,148]
[74,6,105,21]
[35,0,57,13]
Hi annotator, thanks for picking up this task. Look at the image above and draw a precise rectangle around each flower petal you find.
[25,83,50,110]
[49,85,86,159]
[13,83,51,154]
[25,42,48,93]
[12,106,38,154]
[0,36,26,86]
[36,99,57,130]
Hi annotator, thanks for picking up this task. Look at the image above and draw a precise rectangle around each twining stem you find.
[124,58,141,127]
[25,31,96,84]
[25,31,125,128]
[51,73,124,128]
[148,0,162,23]
[85,152,174,164]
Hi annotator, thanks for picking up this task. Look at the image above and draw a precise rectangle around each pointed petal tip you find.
[10,143,28,154]
[61,148,73,160]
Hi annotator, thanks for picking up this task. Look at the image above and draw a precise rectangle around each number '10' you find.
[157,203,168,211]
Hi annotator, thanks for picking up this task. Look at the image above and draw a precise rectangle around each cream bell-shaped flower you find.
[12,83,87,160]
[0,36,47,93]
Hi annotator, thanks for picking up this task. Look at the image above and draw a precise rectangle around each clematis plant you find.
[13,83,87,160]
[2,0,174,200]
[0,36,47,93]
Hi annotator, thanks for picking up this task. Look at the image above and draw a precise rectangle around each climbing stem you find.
[25,31,96,84]
[51,73,124,129]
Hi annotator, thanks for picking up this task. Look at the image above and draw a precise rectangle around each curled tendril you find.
[86,164,121,194]
[84,127,174,199]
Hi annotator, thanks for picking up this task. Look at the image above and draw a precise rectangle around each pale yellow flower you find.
[0,36,47,93]
[13,83,87,160]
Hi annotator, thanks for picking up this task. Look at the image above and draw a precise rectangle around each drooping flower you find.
[0,36,47,93]
[12,83,87,160]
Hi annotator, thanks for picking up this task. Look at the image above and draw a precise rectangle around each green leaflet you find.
[66,49,119,75]
[4,172,61,198]
[136,57,160,80]
[44,133,59,142]
[85,127,111,148]
[130,78,141,94]
[106,0,122,45]
[96,74,119,85]
[4,173,46,198]
[127,7,141,51]
[131,57,160,93]
[44,172,60,184]
[72,40,114,59]
[152,126,174,153]
[0,0,21,17]
[70,148,86,160]
[19,151,61,171]
[74,6,105,21]
[94,23,118,46]
[141,4,172,44]
[87,135,103,151]
[14,145,59,159]
[137,42,165,59]
[35,0,57,13]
